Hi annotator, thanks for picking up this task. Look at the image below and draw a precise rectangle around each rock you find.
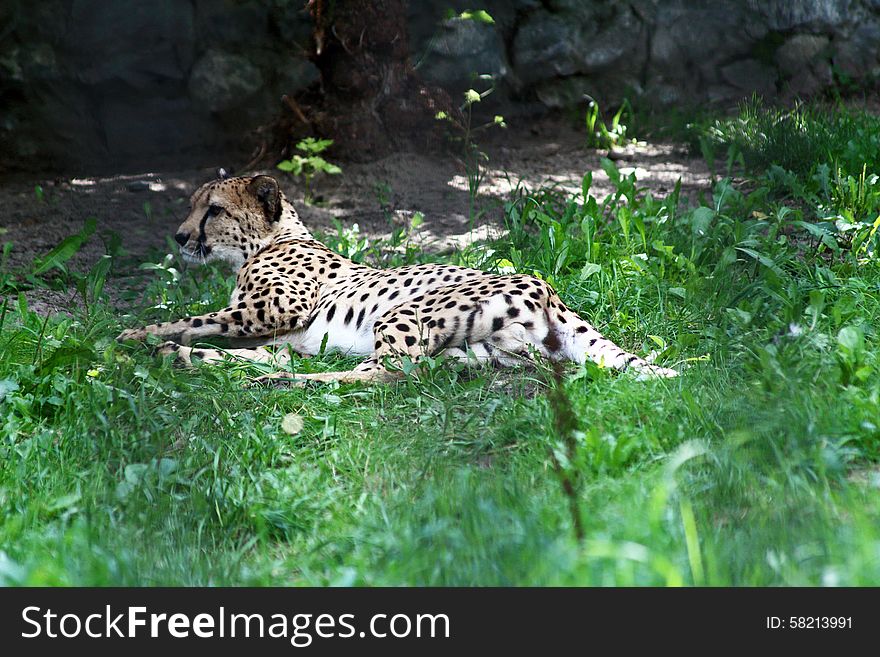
[3,0,880,171]
[513,3,641,86]
[99,96,210,159]
[721,59,778,97]
[579,8,645,73]
[512,12,589,86]
[646,82,688,107]
[833,22,880,77]
[754,0,854,31]
[775,35,829,76]
[545,0,608,18]
[195,0,270,45]
[24,78,108,164]
[535,74,643,109]
[534,77,593,109]
[19,43,58,81]
[652,3,758,77]
[706,84,745,104]
[0,46,24,83]
[189,51,264,113]
[649,28,684,74]
[784,61,833,98]
[15,0,68,38]
[418,18,508,91]
[68,0,195,86]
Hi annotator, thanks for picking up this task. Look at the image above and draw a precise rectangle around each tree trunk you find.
[284,0,457,161]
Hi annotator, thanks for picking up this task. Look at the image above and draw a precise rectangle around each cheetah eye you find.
[207,204,223,217]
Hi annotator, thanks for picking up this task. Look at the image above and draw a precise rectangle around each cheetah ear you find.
[216,167,230,180]
[246,175,282,222]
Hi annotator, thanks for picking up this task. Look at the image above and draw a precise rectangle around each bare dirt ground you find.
[0,117,710,314]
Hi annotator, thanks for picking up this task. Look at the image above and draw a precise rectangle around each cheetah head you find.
[174,174,311,269]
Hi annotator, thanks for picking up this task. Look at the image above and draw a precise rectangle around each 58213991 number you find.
[766,617,852,629]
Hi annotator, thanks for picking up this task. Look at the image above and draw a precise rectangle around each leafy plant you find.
[445,8,495,24]
[829,164,880,223]
[276,137,342,203]
[585,97,631,150]
[434,79,505,236]
[32,217,96,278]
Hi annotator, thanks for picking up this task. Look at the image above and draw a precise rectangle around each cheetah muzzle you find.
[117,174,678,384]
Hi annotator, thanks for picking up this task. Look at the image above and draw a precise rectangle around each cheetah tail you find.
[558,308,678,378]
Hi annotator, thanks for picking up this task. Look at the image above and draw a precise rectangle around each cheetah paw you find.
[157,341,194,366]
[158,340,182,356]
[117,327,148,342]
[251,371,308,387]
[634,364,679,380]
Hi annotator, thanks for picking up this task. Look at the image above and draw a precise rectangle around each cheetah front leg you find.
[255,358,404,386]
[118,277,318,349]
[117,304,307,347]
[157,342,295,368]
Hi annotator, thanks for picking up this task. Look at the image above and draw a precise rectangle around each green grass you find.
[699,96,880,182]
[2,102,880,586]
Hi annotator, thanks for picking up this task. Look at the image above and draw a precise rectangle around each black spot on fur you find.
[543,330,562,352]
[466,310,478,332]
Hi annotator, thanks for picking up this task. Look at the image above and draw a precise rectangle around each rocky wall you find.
[1,0,878,172]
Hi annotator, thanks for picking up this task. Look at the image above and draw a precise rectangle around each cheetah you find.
[117,173,678,384]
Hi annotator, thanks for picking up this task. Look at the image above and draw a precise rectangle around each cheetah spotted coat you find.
[117,175,678,384]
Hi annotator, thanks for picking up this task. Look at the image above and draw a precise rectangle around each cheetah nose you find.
[174,232,190,246]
